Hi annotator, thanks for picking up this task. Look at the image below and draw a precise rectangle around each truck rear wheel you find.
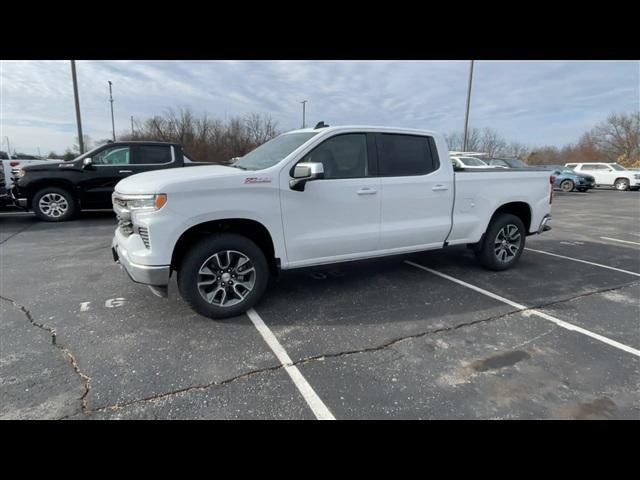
[32,187,76,222]
[177,233,269,319]
[476,213,526,271]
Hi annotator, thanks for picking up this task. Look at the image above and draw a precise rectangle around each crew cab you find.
[564,162,640,191]
[13,141,208,221]
[111,124,553,319]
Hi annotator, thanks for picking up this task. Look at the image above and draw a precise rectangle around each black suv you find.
[13,141,208,221]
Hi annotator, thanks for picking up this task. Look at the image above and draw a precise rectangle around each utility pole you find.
[300,100,307,128]
[108,80,116,141]
[131,116,135,137]
[70,60,84,154]
[463,60,475,152]
[4,136,11,156]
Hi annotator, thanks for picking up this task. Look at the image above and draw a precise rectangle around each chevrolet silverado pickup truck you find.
[13,141,208,221]
[112,124,553,319]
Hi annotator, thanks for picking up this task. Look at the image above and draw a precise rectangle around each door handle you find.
[119,170,133,173]
[432,184,448,191]
[357,187,377,195]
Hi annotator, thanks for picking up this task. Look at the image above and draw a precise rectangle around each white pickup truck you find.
[112,125,553,319]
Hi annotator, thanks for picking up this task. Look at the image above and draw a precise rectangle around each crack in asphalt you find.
[0,295,92,414]
[0,221,36,246]
[80,280,640,417]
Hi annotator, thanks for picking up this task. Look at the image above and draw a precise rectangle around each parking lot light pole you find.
[70,60,84,154]
[108,81,116,141]
[300,100,307,128]
[463,60,475,152]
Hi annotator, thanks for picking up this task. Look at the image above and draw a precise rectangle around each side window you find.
[136,145,172,165]
[580,164,595,171]
[93,146,131,165]
[299,134,368,179]
[377,134,437,176]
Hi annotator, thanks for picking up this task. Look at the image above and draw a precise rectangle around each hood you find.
[20,160,66,172]
[115,164,243,194]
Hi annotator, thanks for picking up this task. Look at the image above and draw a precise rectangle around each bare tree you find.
[589,111,640,166]
[118,107,280,164]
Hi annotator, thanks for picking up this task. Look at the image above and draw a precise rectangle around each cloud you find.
[1,60,638,154]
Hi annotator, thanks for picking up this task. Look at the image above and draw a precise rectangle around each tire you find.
[614,178,630,191]
[475,213,526,271]
[32,187,77,222]
[177,233,269,319]
[559,179,575,192]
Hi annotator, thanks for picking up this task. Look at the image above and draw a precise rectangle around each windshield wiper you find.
[230,164,248,170]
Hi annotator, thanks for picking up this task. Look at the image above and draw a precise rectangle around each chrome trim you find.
[538,214,552,234]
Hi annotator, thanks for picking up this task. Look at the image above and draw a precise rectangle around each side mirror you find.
[82,157,93,169]
[290,162,324,191]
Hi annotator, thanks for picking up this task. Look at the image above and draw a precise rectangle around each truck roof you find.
[284,125,441,137]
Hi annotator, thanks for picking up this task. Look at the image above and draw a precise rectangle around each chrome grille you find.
[138,227,150,248]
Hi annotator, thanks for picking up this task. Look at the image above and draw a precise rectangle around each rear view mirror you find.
[290,162,324,191]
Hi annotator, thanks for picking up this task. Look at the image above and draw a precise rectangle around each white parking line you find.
[404,260,640,357]
[600,237,640,246]
[524,248,640,277]
[246,308,335,420]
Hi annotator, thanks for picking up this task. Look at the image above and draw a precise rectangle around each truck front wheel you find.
[32,187,77,222]
[475,213,526,271]
[177,233,270,319]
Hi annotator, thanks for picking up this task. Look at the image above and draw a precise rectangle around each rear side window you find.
[137,145,172,164]
[376,134,438,176]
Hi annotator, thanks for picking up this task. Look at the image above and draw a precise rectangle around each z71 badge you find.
[244,177,271,184]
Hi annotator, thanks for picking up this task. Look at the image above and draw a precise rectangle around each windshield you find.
[459,157,487,167]
[232,132,319,170]
[610,163,627,171]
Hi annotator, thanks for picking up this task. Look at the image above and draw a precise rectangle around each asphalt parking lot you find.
[1,188,638,419]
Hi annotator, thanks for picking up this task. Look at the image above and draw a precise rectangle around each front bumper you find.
[112,235,170,286]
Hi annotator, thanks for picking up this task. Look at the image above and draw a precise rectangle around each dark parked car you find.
[13,141,209,221]
[544,166,595,192]
[0,167,12,208]
[486,158,533,169]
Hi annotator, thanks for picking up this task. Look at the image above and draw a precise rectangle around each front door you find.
[280,133,381,267]
[79,145,135,208]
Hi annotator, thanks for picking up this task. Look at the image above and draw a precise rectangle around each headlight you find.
[17,168,26,178]
[121,194,167,211]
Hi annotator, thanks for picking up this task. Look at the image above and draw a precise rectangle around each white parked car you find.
[112,124,553,319]
[450,155,504,169]
[0,154,61,190]
[564,162,640,191]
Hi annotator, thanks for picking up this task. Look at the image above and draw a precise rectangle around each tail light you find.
[10,161,19,167]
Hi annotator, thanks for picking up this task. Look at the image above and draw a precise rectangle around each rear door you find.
[579,164,611,185]
[131,144,177,173]
[376,133,454,251]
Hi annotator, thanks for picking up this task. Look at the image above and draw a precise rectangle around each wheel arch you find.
[28,180,78,209]
[490,201,532,233]
[171,218,278,274]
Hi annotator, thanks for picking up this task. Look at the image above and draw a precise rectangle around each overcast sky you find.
[1,60,638,155]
